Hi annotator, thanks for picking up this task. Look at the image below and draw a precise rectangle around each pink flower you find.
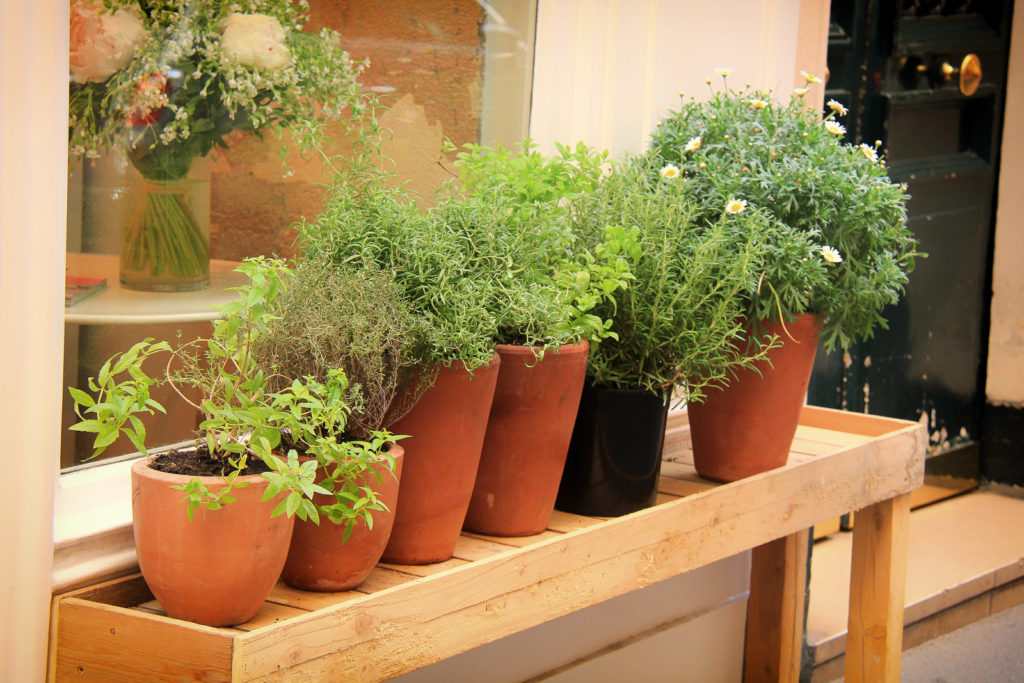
[69,1,146,84]
[221,13,291,71]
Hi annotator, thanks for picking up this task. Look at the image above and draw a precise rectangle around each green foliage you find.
[295,137,499,370]
[570,156,775,400]
[67,257,387,526]
[647,76,919,349]
[441,138,633,350]
[251,255,422,436]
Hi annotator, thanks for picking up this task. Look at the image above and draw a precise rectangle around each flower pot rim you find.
[495,340,590,356]
[132,450,272,487]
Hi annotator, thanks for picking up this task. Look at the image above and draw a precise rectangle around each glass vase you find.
[119,161,211,292]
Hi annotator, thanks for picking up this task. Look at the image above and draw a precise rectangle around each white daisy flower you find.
[724,198,747,215]
[660,164,681,180]
[824,120,846,136]
[858,143,878,162]
[714,67,733,78]
[821,246,843,264]
[801,70,823,84]
[684,135,702,153]
[826,99,848,116]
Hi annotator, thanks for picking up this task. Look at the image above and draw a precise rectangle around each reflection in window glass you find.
[62,0,537,469]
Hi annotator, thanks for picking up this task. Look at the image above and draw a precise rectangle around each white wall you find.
[0,2,67,681]
[530,0,827,157]
[986,10,1024,406]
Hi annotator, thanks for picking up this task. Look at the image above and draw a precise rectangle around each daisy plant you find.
[648,71,920,350]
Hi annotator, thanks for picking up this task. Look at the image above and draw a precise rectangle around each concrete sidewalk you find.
[901,600,1024,682]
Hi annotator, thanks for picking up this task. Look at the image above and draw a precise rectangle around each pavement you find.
[900,600,1024,682]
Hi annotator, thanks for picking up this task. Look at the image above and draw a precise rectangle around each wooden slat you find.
[794,425,874,448]
[546,509,606,533]
[234,424,924,681]
[55,598,235,682]
[744,529,810,682]
[800,405,911,437]
[463,530,565,548]
[845,493,912,682]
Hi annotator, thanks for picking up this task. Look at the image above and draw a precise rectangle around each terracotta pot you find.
[555,383,670,516]
[463,341,589,536]
[689,313,822,482]
[281,445,404,592]
[130,457,294,627]
[381,353,501,564]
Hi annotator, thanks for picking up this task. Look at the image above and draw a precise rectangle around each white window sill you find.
[52,455,141,592]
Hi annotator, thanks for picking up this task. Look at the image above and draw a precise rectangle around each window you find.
[62,0,538,469]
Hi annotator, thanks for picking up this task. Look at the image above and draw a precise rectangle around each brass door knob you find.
[944,54,982,96]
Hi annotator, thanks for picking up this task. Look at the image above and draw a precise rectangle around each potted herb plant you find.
[296,146,502,565]
[647,70,918,481]
[249,255,416,591]
[556,156,774,515]
[68,0,363,291]
[442,139,635,537]
[68,258,365,626]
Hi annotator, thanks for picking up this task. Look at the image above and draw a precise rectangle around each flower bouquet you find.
[68,0,364,291]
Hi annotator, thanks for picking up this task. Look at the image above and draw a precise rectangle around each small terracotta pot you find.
[689,313,822,482]
[281,445,404,592]
[463,341,589,536]
[381,353,501,564]
[131,457,294,627]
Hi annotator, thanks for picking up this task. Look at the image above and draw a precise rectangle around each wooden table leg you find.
[845,493,911,682]
[744,529,810,682]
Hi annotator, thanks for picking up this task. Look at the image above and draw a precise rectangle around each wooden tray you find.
[50,406,926,682]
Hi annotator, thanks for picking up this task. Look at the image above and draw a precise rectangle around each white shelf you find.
[65,253,246,325]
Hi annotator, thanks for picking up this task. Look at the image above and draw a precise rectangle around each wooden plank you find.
[235,424,924,681]
[463,530,565,548]
[658,477,716,498]
[55,598,235,682]
[546,509,606,532]
[845,493,912,683]
[265,583,361,611]
[60,573,153,608]
[744,529,810,683]
[794,425,874,448]
[800,405,910,437]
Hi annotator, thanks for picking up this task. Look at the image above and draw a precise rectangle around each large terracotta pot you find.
[281,445,404,592]
[688,313,822,482]
[555,383,670,517]
[130,457,294,627]
[381,353,501,564]
[463,341,589,536]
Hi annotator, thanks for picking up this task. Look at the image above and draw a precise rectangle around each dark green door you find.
[812,1,1013,486]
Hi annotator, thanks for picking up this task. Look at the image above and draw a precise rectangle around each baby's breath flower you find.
[660,164,681,180]
[821,246,843,264]
[684,136,702,153]
[724,198,747,214]
[826,99,848,116]
[824,120,846,136]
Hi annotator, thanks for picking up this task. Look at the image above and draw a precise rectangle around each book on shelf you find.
[65,276,108,308]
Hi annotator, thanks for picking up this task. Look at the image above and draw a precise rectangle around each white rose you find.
[221,13,291,71]
[69,1,147,84]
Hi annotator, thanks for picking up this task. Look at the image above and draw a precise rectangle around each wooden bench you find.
[50,405,925,681]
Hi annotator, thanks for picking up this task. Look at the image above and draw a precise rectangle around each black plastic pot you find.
[554,383,670,517]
